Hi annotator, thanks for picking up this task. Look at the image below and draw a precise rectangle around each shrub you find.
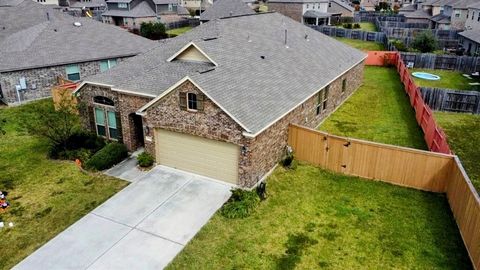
[48,131,105,161]
[343,23,353,29]
[353,23,361,29]
[220,189,260,219]
[140,21,167,40]
[391,39,408,52]
[411,31,437,53]
[137,152,154,168]
[85,142,128,171]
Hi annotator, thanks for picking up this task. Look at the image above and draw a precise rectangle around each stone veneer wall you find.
[76,84,152,151]
[0,58,126,105]
[267,3,304,23]
[241,61,364,187]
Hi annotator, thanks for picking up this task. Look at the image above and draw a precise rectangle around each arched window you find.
[93,96,114,106]
[187,93,197,110]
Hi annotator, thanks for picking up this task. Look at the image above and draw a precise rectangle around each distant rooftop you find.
[200,0,255,21]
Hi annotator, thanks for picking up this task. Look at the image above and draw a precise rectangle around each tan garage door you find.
[155,129,239,184]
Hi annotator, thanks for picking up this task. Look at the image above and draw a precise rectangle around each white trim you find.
[73,81,114,95]
[244,56,367,138]
[111,87,157,98]
[137,76,252,133]
[166,41,218,67]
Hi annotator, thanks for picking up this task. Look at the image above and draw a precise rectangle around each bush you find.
[411,31,438,53]
[137,152,154,168]
[140,21,167,40]
[220,189,260,219]
[85,142,128,171]
[391,39,408,52]
[343,23,353,29]
[48,131,105,161]
[353,23,361,29]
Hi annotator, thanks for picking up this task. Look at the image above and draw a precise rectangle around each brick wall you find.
[0,58,127,105]
[267,3,304,22]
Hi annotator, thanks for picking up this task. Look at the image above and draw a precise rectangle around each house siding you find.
[0,58,127,105]
[267,3,304,22]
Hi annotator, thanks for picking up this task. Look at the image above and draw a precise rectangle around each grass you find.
[339,22,377,32]
[334,37,384,51]
[166,26,192,36]
[410,68,478,91]
[0,100,128,270]
[435,112,480,193]
[168,164,472,269]
[319,66,427,150]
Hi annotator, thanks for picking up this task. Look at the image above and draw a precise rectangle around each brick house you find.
[0,0,155,105]
[74,12,366,187]
[199,0,255,22]
[267,0,341,25]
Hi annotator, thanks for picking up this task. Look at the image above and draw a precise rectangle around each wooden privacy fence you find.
[51,78,78,110]
[288,125,480,269]
[420,87,480,114]
[312,26,386,43]
[401,52,480,73]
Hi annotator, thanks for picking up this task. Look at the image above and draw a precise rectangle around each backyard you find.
[334,37,384,51]
[168,164,471,269]
[319,66,427,150]
[409,68,478,91]
[339,22,377,32]
[0,100,128,269]
[435,112,480,193]
[166,26,192,36]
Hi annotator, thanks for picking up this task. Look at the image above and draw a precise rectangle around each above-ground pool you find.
[412,72,441,81]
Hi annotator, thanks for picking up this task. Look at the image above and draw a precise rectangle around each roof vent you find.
[73,22,82,27]
[260,55,265,59]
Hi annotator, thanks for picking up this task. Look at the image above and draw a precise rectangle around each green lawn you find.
[410,68,478,91]
[0,100,128,270]
[319,66,427,150]
[334,37,384,51]
[340,22,377,32]
[435,112,480,193]
[166,26,193,36]
[168,164,471,269]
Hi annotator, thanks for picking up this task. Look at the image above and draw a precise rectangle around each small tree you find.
[140,22,167,40]
[412,31,438,53]
[22,94,80,152]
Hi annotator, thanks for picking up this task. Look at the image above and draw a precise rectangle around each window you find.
[95,108,106,137]
[66,64,80,81]
[454,10,461,18]
[478,13,480,22]
[322,85,329,111]
[99,59,117,72]
[0,83,3,99]
[187,93,197,110]
[93,96,114,106]
[342,79,347,94]
[107,111,118,139]
[316,86,329,115]
[168,3,173,11]
[118,2,127,8]
[473,11,475,20]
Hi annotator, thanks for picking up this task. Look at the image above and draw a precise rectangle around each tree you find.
[412,31,438,53]
[22,93,80,152]
[140,21,167,40]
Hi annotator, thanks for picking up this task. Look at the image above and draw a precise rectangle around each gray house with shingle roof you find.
[74,12,366,187]
[0,0,155,105]
[199,0,255,22]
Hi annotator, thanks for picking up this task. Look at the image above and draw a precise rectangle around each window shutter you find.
[179,92,187,110]
[197,93,204,111]
[88,106,96,131]
[115,112,123,142]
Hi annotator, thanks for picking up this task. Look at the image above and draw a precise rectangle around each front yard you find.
[339,22,377,32]
[0,100,127,269]
[410,68,478,91]
[435,112,480,193]
[334,37,385,51]
[168,164,471,269]
[319,66,427,150]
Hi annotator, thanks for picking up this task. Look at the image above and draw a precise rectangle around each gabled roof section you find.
[199,0,255,21]
[167,42,218,66]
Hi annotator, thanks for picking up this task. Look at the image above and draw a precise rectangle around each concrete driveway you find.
[14,166,232,270]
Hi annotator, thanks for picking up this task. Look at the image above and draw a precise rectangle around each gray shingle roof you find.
[83,12,366,134]
[0,0,156,72]
[468,2,480,9]
[268,0,327,3]
[102,1,157,17]
[199,0,255,21]
[329,0,354,12]
[403,9,431,18]
[153,0,177,4]
[303,10,334,18]
[69,0,107,8]
[430,13,450,23]
[460,30,480,43]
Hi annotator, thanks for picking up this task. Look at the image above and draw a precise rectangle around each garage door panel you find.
[155,129,239,184]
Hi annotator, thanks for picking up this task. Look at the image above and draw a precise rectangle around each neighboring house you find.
[199,0,255,22]
[102,0,190,29]
[181,0,213,15]
[0,0,156,105]
[267,0,341,26]
[67,0,107,11]
[32,0,59,5]
[448,0,477,30]
[327,0,354,17]
[459,30,480,55]
[423,0,477,30]
[73,12,366,187]
[360,0,376,11]
[430,12,451,29]
[465,2,480,31]
[403,8,432,24]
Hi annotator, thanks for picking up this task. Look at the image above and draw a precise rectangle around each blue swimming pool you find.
[412,72,441,81]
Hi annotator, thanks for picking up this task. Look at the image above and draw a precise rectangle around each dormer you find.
[167,42,217,66]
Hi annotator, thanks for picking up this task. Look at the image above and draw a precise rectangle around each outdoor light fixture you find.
[241,145,248,155]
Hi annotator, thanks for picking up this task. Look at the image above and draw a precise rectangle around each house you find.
[101,0,189,29]
[199,0,255,22]
[403,8,432,24]
[67,0,107,11]
[0,0,156,105]
[459,30,480,55]
[422,0,477,30]
[465,2,480,31]
[32,0,60,5]
[267,0,341,26]
[181,0,213,15]
[73,12,366,187]
[360,0,376,11]
[327,0,354,17]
